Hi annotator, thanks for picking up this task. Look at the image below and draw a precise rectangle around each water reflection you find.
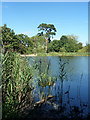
[28,56,88,118]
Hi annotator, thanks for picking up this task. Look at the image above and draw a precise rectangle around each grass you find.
[37,52,90,56]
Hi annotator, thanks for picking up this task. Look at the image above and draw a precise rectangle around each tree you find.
[48,40,60,52]
[37,23,57,53]
[29,35,45,53]
[60,35,68,47]
[1,24,15,52]
[77,42,83,49]
[1,24,28,54]
[65,35,79,52]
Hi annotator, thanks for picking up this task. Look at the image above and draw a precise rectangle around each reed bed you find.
[2,51,34,119]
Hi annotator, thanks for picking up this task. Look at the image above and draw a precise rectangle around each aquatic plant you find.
[35,58,57,100]
[2,50,34,119]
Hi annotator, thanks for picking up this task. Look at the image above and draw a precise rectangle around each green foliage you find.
[37,52,89,56]
[60,47,66,52]
[1,24,15,44]
[35,59,57,88]
[48,40,60,52]
[1,24,85,55]
[1,24,27,54]
[38,73,56,87]
[60,35,68,47]
[78,46,88,52]
[1,24,36,54]
[37,23,57,52]
[37,23,57,37]
[85,43,90,52]
[29,35,46,53]
[1,24,15,50]
[34,59,57,99]
[2,51,34,119]
[77,42,83,49]
[65,35,79,52]
[48,35,83,53]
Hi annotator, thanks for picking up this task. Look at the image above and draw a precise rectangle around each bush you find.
[78,46,88,52]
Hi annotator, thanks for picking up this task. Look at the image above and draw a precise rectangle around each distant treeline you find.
[0,24,89,54]
[48,35,83,52]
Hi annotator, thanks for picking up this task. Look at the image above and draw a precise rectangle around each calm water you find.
[27,56,89,118]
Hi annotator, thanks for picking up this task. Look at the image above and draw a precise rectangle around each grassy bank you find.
[37,52,90,56]
[21,52,90,57]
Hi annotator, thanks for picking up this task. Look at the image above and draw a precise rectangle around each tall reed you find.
[2,51,34,119]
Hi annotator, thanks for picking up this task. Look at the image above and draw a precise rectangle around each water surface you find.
[27,56,89,119]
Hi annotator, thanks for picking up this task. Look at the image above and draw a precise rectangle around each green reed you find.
[2,51,34,119]
[35,59,57,100]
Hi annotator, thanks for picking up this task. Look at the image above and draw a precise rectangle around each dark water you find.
[27,56,89,119]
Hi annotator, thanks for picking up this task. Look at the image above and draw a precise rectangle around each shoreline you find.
[21,54,37,57]
[21,53,89,57]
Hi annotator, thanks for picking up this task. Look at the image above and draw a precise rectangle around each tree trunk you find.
[46,37,48,53]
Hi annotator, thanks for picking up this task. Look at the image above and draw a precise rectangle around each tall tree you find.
[1,24,15,53]
[1,24,15,46]
[37,23,56,52]
[1,24,27,54]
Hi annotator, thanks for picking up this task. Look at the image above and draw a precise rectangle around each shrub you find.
[78,46,88,52]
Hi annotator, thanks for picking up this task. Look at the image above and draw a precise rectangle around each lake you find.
[27,56,89,119]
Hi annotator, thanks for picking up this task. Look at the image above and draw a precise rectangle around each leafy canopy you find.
[37,23,57,38]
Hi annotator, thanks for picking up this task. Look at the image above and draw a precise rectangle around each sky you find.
[1,2,88,46]
[1,0,89,2]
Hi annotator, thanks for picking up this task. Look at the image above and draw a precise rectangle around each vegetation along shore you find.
[1,23,90,119]
[21,52,89,57]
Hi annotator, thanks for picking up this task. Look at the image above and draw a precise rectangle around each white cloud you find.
[51,37,60,41]
[22,31,34,35]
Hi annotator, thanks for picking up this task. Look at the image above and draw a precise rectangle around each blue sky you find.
[2,2,88,46]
